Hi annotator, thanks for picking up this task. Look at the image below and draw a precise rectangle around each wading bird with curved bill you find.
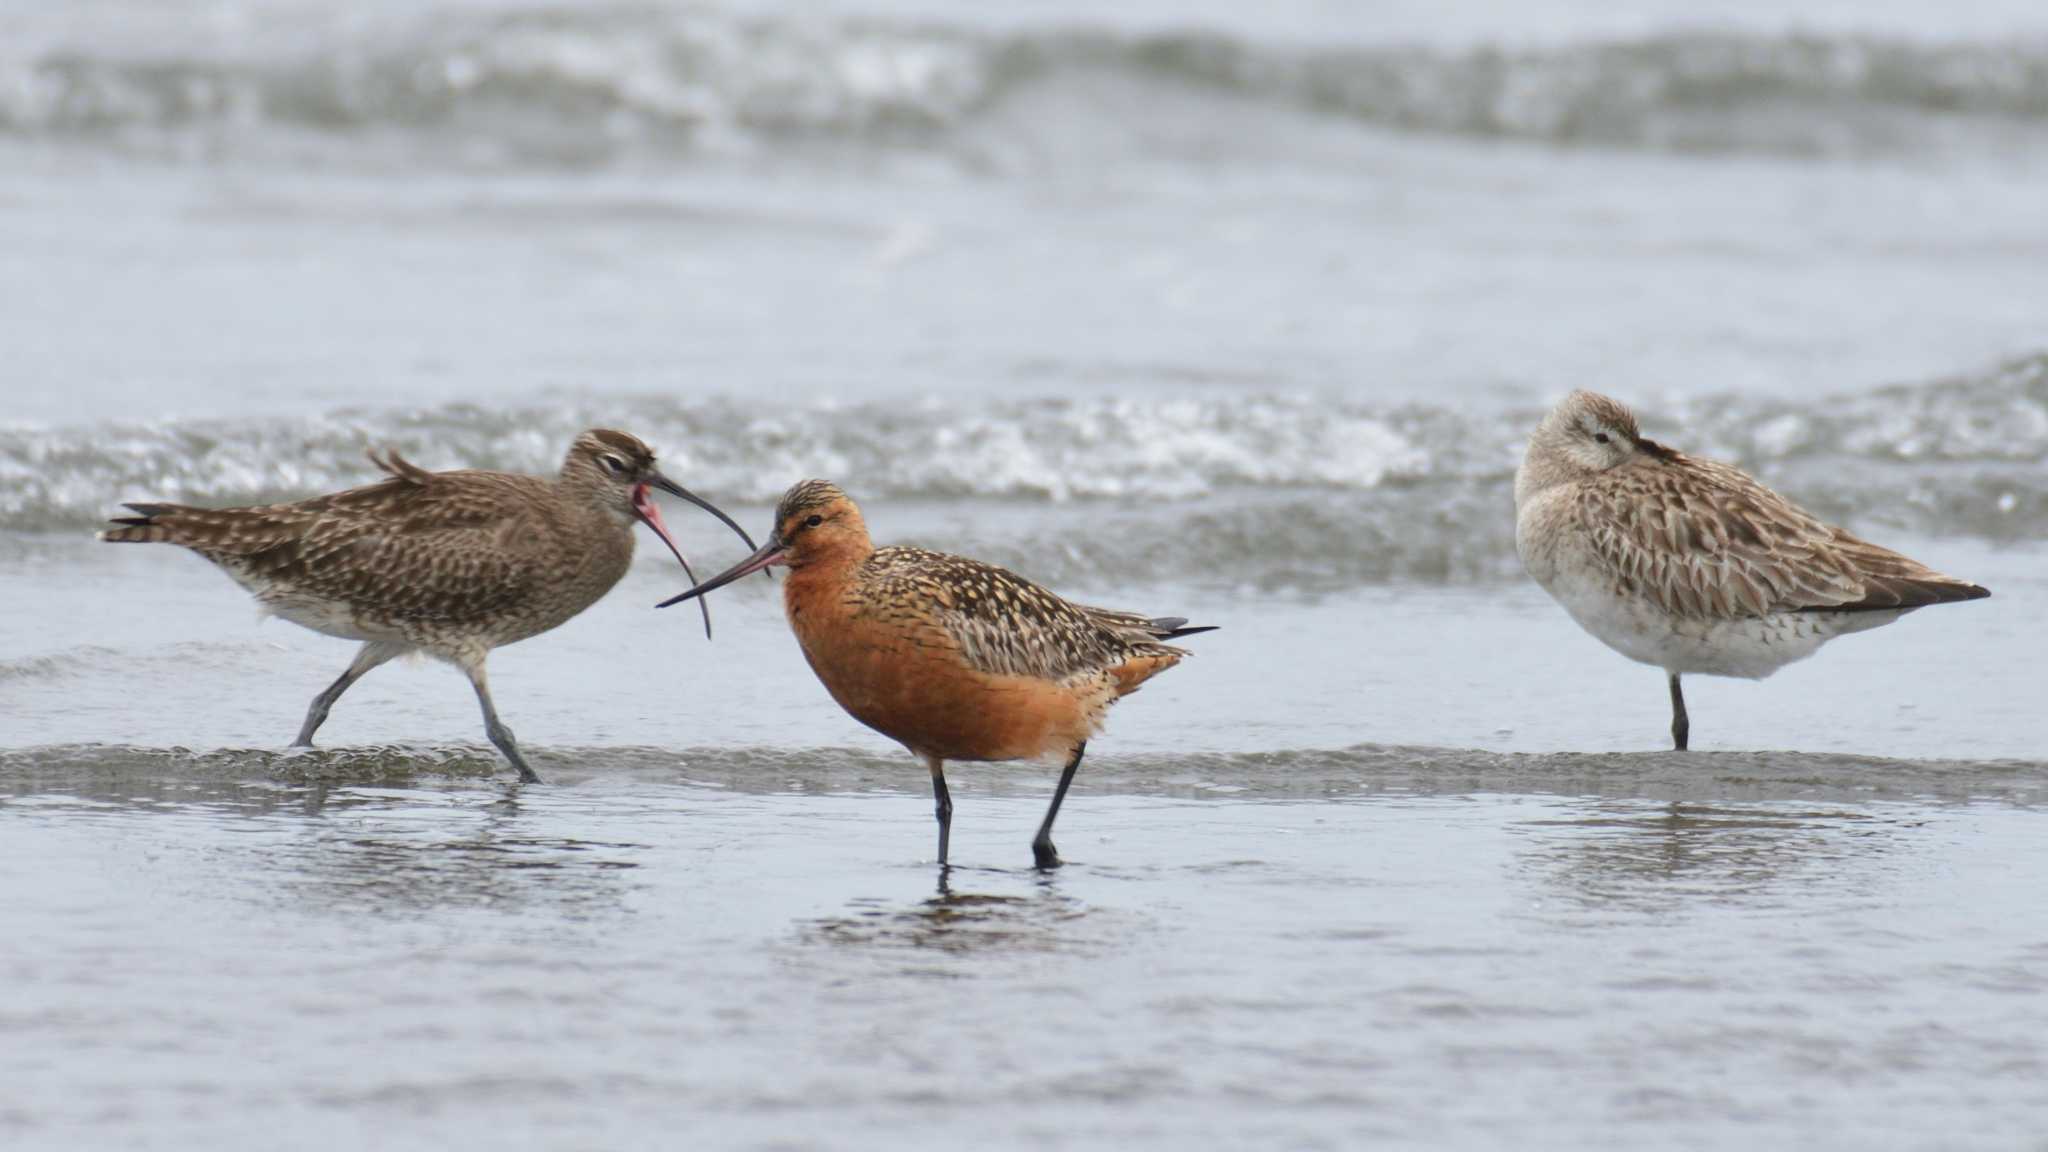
[659,480,1214,869]
[1514,390,1989,749]
[101,430,755,782]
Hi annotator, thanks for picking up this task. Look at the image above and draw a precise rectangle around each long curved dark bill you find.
[648,471,758,553]
[634,472,757,639]
[657,538,789,609]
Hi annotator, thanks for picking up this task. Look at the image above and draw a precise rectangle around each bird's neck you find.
[1514,439,1575,508]
[782,537,874,624]
[554,471,635,530]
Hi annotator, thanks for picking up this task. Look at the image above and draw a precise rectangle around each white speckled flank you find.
[1515,390,1989,748]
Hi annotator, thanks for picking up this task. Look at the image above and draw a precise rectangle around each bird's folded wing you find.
[304,516,548,627]
[862,548,1154,682]
[181,473,557,627]
[1576,457,1873,619]
[1803,529,1989,611]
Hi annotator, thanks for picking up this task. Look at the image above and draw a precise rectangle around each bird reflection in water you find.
[1518,798,1910,913]
[810,871,1092,956]
[276,780,648,917]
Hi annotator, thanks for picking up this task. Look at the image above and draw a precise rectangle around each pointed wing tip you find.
[1809,577,1994,613]
[1909,577,1992,607]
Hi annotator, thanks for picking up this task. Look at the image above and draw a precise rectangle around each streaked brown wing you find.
[182,470,563,630]
[1578,454,1872,618]
[284,513,553,629]
[1812,528,1990,611]
[858,548,1175,682]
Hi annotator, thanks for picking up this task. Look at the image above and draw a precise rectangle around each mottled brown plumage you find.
[1516,390,1989,749]
[101,429,752,781]
[1578,449,1985,618]
[847,546,1199,687]
[661,479,1213,868]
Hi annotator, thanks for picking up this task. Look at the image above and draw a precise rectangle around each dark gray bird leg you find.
[463,659,542,784]
[1669,673,1689,751]
[1031,742,1087,870]
[927,755,953,867]
[294,641,405,746]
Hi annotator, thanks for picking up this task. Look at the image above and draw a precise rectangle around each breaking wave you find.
[2,355,2043,588]
[5,9,2047,164]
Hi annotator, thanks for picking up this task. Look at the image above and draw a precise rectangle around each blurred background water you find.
[2,1,2045,1148]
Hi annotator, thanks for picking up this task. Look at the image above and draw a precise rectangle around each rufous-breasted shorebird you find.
[1515,390,1989,750]
[658,480,1214,868]
[100,429,754,782]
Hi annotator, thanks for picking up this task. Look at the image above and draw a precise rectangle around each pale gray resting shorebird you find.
[1514,390,1989,750]
[100,430,755,782]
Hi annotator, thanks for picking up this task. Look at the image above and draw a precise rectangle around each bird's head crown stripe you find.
[578,429,657,467]
[776,479,847,521]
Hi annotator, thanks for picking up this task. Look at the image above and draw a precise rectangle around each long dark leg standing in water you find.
[1031,742,1087,870]
[294,641,406,747]
[1669,673,1690,751]
[459,656,542,784]
[926,754,953,867]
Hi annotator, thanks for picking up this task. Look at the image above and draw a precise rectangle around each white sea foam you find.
[8,358,2044,588]
[4,12,2046,164]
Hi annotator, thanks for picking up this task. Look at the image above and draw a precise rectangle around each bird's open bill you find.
[633,472,758,639]
[655,536,789,609]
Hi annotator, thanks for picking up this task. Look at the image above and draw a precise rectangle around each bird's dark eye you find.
[806,514,823,528]
[1594,432,1611,445]
[600,455,628,476]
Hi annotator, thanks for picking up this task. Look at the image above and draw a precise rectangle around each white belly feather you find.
[219,567,378,642]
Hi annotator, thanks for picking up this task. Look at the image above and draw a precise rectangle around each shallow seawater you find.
[4,527,2046,1148]
[5,525,2045,1146]
[7,0,2048,1145]
[4,750,2047,1150]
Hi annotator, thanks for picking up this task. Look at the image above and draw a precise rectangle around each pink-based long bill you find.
[632,483,715,639]
[656,538,789,609]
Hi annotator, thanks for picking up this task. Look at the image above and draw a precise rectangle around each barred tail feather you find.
[99,525,163,543]
[98,502,188,544]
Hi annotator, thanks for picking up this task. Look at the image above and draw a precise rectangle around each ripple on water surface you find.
[2,745,2046,1148]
